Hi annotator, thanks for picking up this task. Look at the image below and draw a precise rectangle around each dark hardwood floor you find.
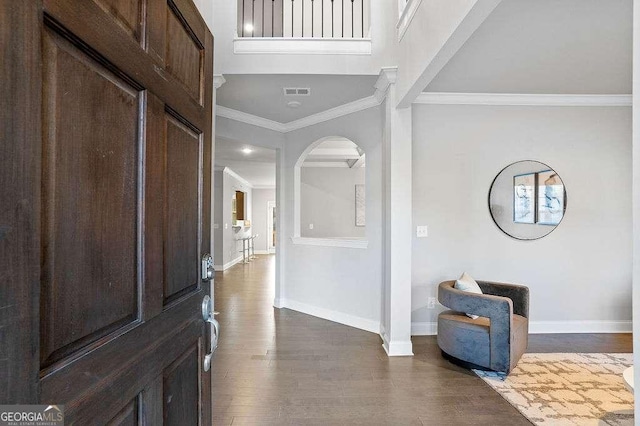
[211,255,632,425]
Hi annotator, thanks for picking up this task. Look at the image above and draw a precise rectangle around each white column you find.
[378,67,414,356]
[632,0,640,418]
[273,148,285,308]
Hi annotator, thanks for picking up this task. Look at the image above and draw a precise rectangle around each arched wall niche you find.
[293,135,368,248]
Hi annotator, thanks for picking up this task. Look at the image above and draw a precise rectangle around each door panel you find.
[44,0,204,128]
[107,397,139,426]
[163,345,200,425]
[166,4,203,103]
[165,115,202,304]
[0,0,214,423]
[40,28,141,368]
[93,0,144,42]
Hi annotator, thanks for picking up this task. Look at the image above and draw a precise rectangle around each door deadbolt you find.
[202,253,214,281]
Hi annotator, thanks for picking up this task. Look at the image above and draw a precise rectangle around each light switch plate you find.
[309,223,314,230]
[416,225,428,238]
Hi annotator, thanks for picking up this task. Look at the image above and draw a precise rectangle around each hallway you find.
[211,255,631,425]
[211,255,522,425]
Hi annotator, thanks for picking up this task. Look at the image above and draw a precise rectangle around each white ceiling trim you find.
[213,75,226,89]
[216,97,379,134]
[302,162,351,168]
[305,148,361,158]
[285,96,380,132]
[374,67,397,103]
[350,155,366,168]
[397,0,424,42]
[252,185,276,190]
[215,166,254,189]
[415,92,633,107]
[216,95,382,133]
[216,105,287,132]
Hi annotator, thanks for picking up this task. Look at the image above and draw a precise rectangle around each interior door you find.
[1,0,215,424]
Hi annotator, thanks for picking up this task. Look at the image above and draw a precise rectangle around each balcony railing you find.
[238,0,369,39]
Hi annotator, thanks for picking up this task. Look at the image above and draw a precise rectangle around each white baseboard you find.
[383,339,414,356]
[277,298,379,334]
[379,324,414,356]
[214,256,243,271]
[529,320,632,334]
[411,322,438,336]
[410,320,633,336]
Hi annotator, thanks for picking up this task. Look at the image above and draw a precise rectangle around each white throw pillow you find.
[454,272,482,319]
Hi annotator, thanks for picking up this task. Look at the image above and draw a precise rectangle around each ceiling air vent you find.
[283,87,311,96]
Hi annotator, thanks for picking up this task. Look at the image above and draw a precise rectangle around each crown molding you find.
[216,105,287,132]
[374,67,398,103]
[302,162,351,168]
[218,167,253,189]
[213,74,226,89]
[217,95,383,133]
[285,96,380,132]
[397,0,423,42]
[252,185,276,190]
[414,92,633,107]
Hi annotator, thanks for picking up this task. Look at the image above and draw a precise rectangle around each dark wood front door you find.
[1,0,214,423]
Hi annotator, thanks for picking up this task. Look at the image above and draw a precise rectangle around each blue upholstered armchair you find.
[437,280,530,374]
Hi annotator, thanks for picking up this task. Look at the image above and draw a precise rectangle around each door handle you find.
[202,295,219,372]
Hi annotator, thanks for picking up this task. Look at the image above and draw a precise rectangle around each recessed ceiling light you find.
[244,23,253,33]
[287,101,302,108]
[242,148,253,154]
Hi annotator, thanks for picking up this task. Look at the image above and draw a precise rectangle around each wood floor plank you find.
[211,255,632,425]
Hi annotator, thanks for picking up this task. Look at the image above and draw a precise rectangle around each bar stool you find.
[237,236,250,263]
[249,234,259,259]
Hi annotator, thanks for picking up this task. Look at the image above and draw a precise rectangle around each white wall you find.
[213,169,253,269]
[281,107,383,331]
[252,188,276,253]
[300,167,366,238]
[411,104,632,331]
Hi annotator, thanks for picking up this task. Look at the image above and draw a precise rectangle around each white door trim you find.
[267,201,276,253]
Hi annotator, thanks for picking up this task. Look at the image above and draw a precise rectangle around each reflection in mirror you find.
[300,137,365,238]
[489,161,567,240]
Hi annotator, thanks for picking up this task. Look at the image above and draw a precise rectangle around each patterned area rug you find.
[474,353,634,425]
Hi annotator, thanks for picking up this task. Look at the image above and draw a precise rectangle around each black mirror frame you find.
[488,160,568,241]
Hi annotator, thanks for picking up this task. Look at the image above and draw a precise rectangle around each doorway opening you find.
[213,138,276,270]
[267,201,276,254]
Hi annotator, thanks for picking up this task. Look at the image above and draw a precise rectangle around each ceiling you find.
[215,137,276,187]
[217,74,379,123]
[425,0,632,94]
[302,138,365,168]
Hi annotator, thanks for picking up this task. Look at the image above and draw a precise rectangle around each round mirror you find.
[489,161,567,240]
